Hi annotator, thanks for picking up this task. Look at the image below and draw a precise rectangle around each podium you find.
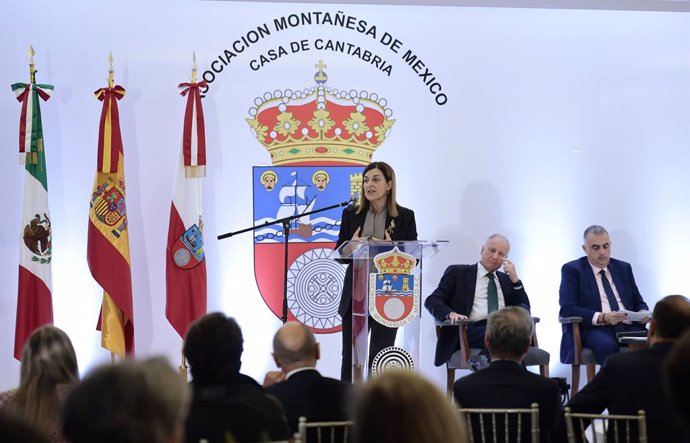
[332,240,448,382]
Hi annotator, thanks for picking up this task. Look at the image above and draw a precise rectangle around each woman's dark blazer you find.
[334,204,418,316]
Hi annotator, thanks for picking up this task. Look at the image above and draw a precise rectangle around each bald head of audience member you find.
[62,357,189,443]
[648,294,690,345]
[272,321,319,373]
[184,312,244,384]
[485,306,533,362]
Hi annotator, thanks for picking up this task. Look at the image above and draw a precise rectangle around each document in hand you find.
[620,310,650,322]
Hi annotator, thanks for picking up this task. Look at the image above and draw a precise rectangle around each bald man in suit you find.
[264,322,351,435]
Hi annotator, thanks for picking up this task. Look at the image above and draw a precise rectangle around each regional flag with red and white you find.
[11,80,54,360]
[165,80,208,338]
[87,83,134,357]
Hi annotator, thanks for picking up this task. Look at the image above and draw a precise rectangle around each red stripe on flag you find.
[14,265,53,360]
[17,86,29,154]
[165,203,207,337]
[86,221,134,353]
[94,87,126,173]
[108,97,124,171]
[179,82,207,168]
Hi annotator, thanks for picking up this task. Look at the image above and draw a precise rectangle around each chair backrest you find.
[296,416,354,443]
[458,402,539,443]
[564,407,647,443]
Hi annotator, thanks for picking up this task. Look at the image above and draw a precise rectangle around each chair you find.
[563,407,647,443]
[437,317,550,397]
[458,402,540,443]
[559,316,597,397]
[295,416,354,443]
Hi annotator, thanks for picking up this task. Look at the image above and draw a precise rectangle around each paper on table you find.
[620,310,650,322]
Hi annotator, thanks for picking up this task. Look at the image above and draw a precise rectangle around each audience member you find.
[183,312,290,443]
[559,225,649,365]
[665,329,690,439]
[353,370,467,443]
[0,409,51,443]
[453,307,561,443]
[62,357,189,443]
[0,326,78,443]
[425,233,530,370]
[264,321,351,434]
[555,295,690,443]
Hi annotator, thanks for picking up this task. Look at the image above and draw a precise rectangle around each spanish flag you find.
[86,84,134,357]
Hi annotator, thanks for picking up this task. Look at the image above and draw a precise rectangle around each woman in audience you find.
[0,326,78,443]
[353,370,467,443]
[62,357,190,443]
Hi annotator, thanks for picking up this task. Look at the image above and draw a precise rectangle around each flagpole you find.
[108,52,114,88]
[29,46,36,84]
[180,343,188,381]
[108,52,117,365]
[26,46,37,165]
[176,52,197,381]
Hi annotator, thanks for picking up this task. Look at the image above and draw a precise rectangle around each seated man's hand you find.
[502,259,520,283]
[605,311,628,325]
[448,312,468,322]
[263,370,285,387]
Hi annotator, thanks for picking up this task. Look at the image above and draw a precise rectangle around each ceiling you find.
[211,0,690,12]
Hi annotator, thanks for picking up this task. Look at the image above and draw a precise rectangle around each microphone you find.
[341,196,357,209]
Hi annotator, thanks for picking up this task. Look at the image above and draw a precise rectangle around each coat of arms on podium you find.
[246,61,396,333]
[368,247,419,328]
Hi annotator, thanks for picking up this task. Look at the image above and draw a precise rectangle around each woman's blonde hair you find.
[354,370,467,443]
[10,326,78,434]
[355,161,399,218]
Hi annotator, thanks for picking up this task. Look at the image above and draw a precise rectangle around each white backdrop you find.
[1,0,688,392]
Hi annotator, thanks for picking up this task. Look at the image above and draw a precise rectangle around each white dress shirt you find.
[469,262,506,321]
[588,262,626,326]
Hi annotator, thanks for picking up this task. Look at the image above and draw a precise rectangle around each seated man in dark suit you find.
[183,313,290,443]
[264,322,351,435]
[665,330,690,441]
[425,233,530,370]
[559,225,650,366]
[555,295,690,443]
[454,306,561,443]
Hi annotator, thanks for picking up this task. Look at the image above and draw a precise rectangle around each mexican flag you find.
[165,80,208,338]
[11,81,54,360]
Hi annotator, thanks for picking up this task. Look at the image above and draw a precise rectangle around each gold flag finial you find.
[108,52,114,87]
[29,45,36,83]
[191,51,197,83]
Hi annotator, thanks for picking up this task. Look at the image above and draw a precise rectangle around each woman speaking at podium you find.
[335,161,417,382]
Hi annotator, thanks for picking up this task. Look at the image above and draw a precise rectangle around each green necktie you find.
[487,273,498,313]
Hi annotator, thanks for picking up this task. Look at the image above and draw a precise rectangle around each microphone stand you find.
[218,199,354,323]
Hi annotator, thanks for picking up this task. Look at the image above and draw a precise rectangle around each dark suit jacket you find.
[558,257,649,363]
[424,264,530,366]
[555,342,685,443]
[335,204,418,316]
[185,374,290,443]
[265,369,351,435]
[454,360,561,443]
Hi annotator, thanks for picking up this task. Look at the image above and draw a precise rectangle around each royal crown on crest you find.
[246,61,395,166]
[374,247,416,275]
